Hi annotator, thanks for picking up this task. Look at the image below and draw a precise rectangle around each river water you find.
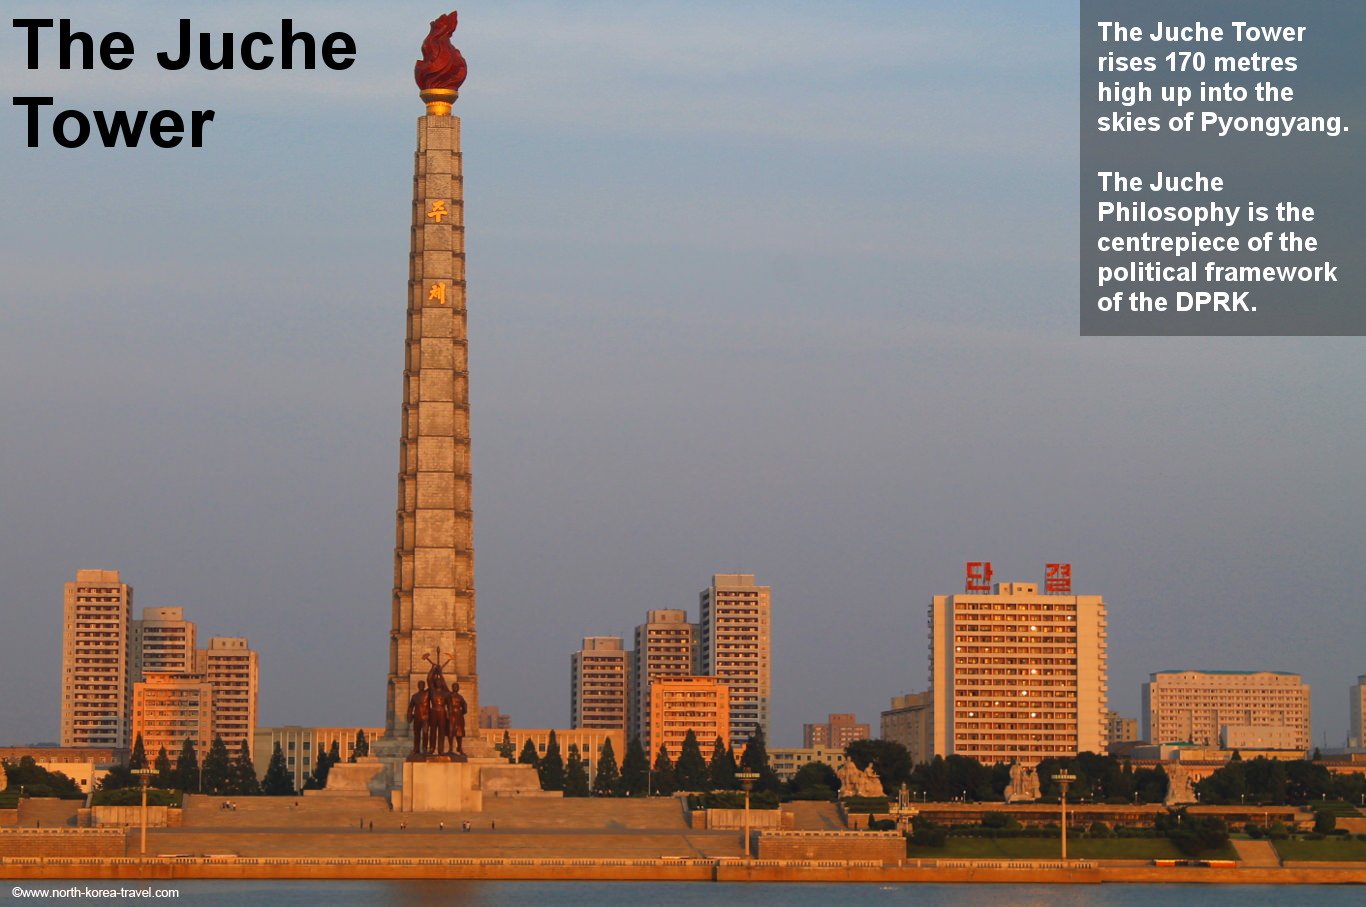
[7,882,1360,906]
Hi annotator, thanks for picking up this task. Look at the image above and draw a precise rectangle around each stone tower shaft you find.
[385,113,477,742]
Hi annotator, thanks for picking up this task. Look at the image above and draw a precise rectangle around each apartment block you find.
[649,676,730,760]
[131,672,214,759]
[802,713,870,749]
[930,578,1108,763]
[1105,710,1140,748]
[132,607,196,679]
[196,637,259,758]
[697,574,771,748]
[1352,675,1366,751]
[571,636,629,730]
[631,609,695,749]
[881,692,933,765]
[61,570,133,748]
[1143,670,1310,752]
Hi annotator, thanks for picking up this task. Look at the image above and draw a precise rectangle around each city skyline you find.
[1,1,1362,750]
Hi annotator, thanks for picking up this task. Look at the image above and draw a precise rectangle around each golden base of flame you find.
[420,88,459,116]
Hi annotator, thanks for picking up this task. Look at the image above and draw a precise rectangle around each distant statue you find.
[406,680,430,756]
[444,681,468,755]
[837,760,886,799]
[414,11,468,91]
[1005,761,1042,802]
[1164,764,1196,805]
[408,648,468,758]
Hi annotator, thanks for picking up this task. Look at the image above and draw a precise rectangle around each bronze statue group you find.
[406,650,468,757]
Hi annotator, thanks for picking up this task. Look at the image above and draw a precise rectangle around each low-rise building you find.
[252,726,384,792]
[0,746,124,794]
[476,727,625,783]
[769,746,849,782]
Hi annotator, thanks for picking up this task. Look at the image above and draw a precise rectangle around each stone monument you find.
[837,761,886,799]
[1164,763,1197,805]
[1004,761,1041,802]
[356,10,541,809]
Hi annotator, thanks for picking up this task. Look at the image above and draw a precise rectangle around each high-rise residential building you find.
[696,574,771,748]
[196,637,259,758]
[1351,675,1366,751]
[61,569,133,749]
[802,713,870,749]
[631,609,695,746]
[131,672,214,760]
[132,607,197,679]
[649,676,730,760]
[930,578,1108,763]
[881,692,933,765]
[571,636,629,730]
[1142,670,1311,752]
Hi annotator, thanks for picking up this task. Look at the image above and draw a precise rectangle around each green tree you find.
[674,730,709,791]
[7,756,83,797]
[496,731,516,762]
[306,742,341,790]
[128,733,148,771]
[202,735,233,794]
[262,743,294,796]
[564,744,590,797]
[1314,809,1337,834]
[175,738,200,793]
[518,738,539,767]
[708,738,738,791]
[651,743,677,796]
[619,736,650,797]
[153,746,174,789]
[593,738,620,797]
[847,739,913,795]
[787,761,839,800]
[738,726,779,792]
[232,740,259,795]
[351,730,369,762]
[539,731,565,791]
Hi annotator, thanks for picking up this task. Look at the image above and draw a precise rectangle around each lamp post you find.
[132,767,155,857]
[1053,770,1076,862]
[737,770,759,859]
[889,783,919,834]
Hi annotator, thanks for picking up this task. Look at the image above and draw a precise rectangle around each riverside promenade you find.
[2,797,1362,884]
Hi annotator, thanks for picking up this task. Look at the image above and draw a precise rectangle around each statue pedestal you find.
[402,759,483,812]
[314,756,388,798]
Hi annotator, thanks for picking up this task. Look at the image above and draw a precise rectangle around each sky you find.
[0,1,1361,750]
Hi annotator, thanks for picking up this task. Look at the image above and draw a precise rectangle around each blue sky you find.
[1,1,1361,749]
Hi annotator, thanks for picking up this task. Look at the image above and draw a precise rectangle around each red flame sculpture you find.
[415,11,468,91]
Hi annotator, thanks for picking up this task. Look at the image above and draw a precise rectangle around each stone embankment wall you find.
[0,829,127,857]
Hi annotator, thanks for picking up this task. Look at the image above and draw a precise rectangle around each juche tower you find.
[384,11,480,749]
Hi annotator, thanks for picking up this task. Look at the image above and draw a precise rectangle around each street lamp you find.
[1052,770,1077,862]
[132,768,156,857]
[737,770,760,859]
[889,783,919,834]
